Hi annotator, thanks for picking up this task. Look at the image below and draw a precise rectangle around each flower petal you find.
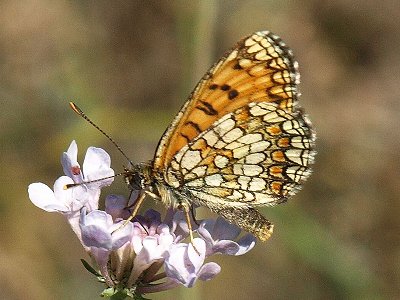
[198,217,254,256]
[82,147,114,186]
[197,262,221,281]
[212,217,241,240]
[197,220,214,240]
[80,210,113,249]
[170,210,190,242]
[212,240,240,255]
[62,140,83,182]
[197,220,215,253]
[66,140,78,162]
[105,194,129,220]
[28,182,68,212]
[83,210,113,227]
[54,176,88,210]
[158,232,174,255]
[141,236,160,262]
[164,238,208,288]
[131,234,144,254]
[81,223,112,249]
[111,221,133,250]
[187,238,206,271]
[164,243,190,283]
[235,233,257,256]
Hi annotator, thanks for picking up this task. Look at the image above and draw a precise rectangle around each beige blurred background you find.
[1,1,399,299]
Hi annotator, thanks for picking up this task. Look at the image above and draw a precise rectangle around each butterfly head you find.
[124,163,152,191]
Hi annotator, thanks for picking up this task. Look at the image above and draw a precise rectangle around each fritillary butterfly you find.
[75,31,316,241]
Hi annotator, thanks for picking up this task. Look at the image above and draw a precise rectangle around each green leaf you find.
[101,287,117,297]
[109,292,129,300]
[100,287,151,300]
[80,258,101,277]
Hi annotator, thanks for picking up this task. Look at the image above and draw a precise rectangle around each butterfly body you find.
[125,31,315,241]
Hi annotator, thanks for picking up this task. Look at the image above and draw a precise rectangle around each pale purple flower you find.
[62,140,114,184]
[198,217,256,256]
[126,211,176,289]
[28,140,114,244]
[28,140,114,214]
[28,175,87,238]
[105,194,131,220]
[28,141,258,299]
[164,238,221,287]
[61,140,114,210]
[80,207,198,294]
[80,208,133,250]
[80,208,133,286]
[28,176,77,213]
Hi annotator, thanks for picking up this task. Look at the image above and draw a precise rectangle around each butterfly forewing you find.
[153,31,302,172]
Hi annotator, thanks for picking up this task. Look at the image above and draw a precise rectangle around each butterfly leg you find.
[115,192,147,231]
[177,202,201,255]
[117,189,161,230]
[190,205,200,226]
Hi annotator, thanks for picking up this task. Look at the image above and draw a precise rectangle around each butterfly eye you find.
[123,171,139,190]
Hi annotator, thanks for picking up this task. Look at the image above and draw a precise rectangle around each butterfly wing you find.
[152,31,315,240]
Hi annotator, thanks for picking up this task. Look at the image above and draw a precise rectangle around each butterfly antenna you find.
[69,102,134,167]
[64,172,126,189]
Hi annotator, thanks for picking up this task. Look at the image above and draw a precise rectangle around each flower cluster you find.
[28,141,256,299]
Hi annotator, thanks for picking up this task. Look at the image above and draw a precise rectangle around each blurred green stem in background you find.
[270,205,382,299]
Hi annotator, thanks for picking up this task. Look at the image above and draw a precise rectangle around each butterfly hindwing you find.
[165,101,315,208]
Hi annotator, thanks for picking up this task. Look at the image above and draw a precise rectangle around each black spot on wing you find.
[196,100,218,116]
[221,84,231,91]
[228,89,239,100]
[185,121,202,134]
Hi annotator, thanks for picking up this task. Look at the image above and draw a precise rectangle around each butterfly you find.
[72,31,315,242]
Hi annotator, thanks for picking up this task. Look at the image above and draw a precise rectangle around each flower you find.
[198,217,256,256]
[80,208,134,286]
[28,140,114,242]
[80,205,219,295]
[164,238,221,288]
[29,140,114,214]
[61,140,114,211]
[28,176,77,213]
[28,141,258,299]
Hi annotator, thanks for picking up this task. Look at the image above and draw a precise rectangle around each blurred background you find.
[1,1,399,299]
